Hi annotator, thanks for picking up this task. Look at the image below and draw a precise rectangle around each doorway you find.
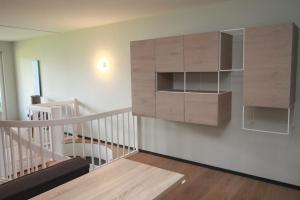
[0,52,7,120]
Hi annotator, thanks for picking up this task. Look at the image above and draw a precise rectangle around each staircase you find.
[0,177,7,184]
[0,99,138,183]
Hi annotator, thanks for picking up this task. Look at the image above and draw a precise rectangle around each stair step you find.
[0,178,8,185]
[64,137,98,144]
[46,160,62,167]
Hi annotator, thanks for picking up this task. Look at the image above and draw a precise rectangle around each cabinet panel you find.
[184,32,232,72]
[244,23,297,108]
[156,92,185,122]
[220,33,233,70]
[155,36,184,72]
[218,92,232,124]
[131,39,156,117]
[185,92,231,126]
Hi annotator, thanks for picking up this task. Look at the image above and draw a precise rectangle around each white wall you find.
[0,41,19,119]
[14,0,300,185]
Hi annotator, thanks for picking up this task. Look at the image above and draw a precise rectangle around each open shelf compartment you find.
[185,72,218,93]
[220,28,244,71]
[242,106,293,135]
[156,72,184,92]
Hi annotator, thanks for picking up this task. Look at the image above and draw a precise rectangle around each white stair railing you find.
[29,99,81,150]
[0,107,137,182]
[29,99,79,119]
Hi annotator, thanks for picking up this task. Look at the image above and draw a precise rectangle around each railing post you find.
[127,112,130,154]
[0,128,6,179]
[122,113,125,156]
[51,106,63,160]
[74,98,81,136]
[133,115,137,151]
[97,119,102,166]
[17,128,24,176]
[74,98,79,117]
[90,121,94,168]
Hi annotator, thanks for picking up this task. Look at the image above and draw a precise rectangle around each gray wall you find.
[14,0,300,185]
[0,41,19,119]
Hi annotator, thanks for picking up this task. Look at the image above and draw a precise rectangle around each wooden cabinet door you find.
[156,92,185,122]
[131,39,156,117]
[155,36,184,72]
[184,32,232,72]
[185,93,219,126]
[185,92,231,126]
[244,23,297,108]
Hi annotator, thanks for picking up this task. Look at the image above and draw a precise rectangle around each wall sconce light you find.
[97,58,109,71]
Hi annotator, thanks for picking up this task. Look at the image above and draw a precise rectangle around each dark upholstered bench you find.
[0,157,89,200]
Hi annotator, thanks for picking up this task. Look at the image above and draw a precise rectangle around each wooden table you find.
[31,158,184,200]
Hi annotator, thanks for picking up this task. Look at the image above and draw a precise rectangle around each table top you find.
[31,158,184,200]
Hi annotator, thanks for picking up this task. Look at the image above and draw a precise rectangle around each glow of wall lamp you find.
[97,58,109,71]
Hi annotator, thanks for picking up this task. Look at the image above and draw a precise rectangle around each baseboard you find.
[139,149,300,191]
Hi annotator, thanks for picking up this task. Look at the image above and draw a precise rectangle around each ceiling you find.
[0,0,229,41]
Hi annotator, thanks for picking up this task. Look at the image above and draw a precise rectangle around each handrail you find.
[0,107,132,128]
[0,106,137,182]
[29,98,80,120]
[30,99,77,107]
[28,105,53,112]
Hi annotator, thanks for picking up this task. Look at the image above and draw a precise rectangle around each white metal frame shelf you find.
[221,27,296,135]
[217,28,245,93]
[242,105,295,135]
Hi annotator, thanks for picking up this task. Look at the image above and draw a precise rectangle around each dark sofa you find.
[0,157,89,200]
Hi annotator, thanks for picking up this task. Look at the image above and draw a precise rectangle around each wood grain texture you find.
[128,152,300,200]
[244,23,298,108]
[184,32,220,72]
[184,92,231,126]
[157,73,174,91]
[32,158,184,200]
[290,24,299,107]
[155,36,184,72]
[220,32,233,70]
[131,39,156,117]
[156,91,185,122]
[184,32,232,72]
[218,91,232,125]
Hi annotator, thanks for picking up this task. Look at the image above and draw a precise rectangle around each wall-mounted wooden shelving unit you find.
[242,23,298,135]
[131,30,233,126]
[243,23,297,109]
[131,22,298,130]
[152,31,233,126]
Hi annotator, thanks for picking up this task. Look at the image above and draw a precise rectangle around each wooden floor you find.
[127,152,300,200]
